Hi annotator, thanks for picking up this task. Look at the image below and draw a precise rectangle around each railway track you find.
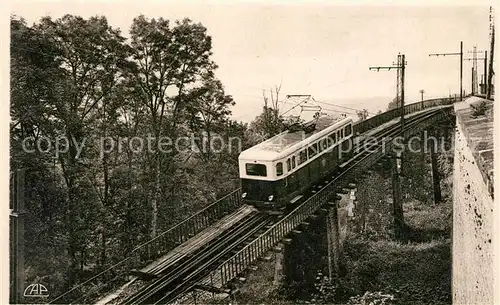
[301,106,451,199]
[120,212,276,305]
[121,105,453,304]
[346,107,449,166]
[205,105,453,290]
[326,107,451,190]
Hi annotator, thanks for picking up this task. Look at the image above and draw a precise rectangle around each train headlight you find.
[242,192,247,198]
[268,195,274,201]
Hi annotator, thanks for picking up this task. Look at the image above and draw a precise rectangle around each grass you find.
[335,194,452,305]
[234,254,295,305]
[230,150,454,305]
[232,196,452,305]
[404,199,452,242]
[342,238,451,305]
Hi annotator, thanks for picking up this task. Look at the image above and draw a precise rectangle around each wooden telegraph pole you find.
[10,169,26,304]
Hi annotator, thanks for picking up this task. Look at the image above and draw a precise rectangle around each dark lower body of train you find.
[241,140,351,211]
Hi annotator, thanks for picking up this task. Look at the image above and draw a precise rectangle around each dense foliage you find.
[10,14,455,305]
[10,15,266,301]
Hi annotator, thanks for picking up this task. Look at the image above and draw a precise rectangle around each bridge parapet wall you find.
[452,97,493,304]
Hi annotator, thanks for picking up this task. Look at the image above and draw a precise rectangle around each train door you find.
[286,155,296,192]
[307,144,319,186]
[320,155,328,178]
[331,144,339,168]
[319,138,330,177]
[297,150,308,190]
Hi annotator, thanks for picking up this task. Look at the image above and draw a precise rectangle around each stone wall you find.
[452,97,494,305]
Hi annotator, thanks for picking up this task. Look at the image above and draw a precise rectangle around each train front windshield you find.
[245,163,267,176]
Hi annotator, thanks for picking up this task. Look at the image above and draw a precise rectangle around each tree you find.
[128,15,216,237]
[10,16,72,297]
[356,109,369,121]
[186,74,235,163]
[387,96,401,111]
[262,84,281,134]
[10,13,246,302]
[10,14,134,292]
[249,84,285,139]
[34,14,132,286]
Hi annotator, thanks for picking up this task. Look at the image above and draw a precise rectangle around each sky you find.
[9,2,492,122]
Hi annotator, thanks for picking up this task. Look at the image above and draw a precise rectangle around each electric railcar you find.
[238,116,353,210]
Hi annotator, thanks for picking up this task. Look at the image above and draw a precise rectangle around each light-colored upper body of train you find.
[238,116,353,182]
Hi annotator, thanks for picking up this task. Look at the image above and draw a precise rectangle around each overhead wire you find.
[279,99,358,116]
[312,98,378,115]
[279,97,312,116]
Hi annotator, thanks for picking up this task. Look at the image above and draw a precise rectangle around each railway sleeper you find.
[129,269,159,281]
[299,222,310,229]
[194,283,231,295]
[266,210,284,216]
[239,240,255,248]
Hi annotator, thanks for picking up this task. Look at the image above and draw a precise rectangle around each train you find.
[238,115,354,211]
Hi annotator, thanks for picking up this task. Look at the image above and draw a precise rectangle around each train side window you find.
[299,150,307,164]
[321,138,329,150]
[308,143,318,158]
[276,162,283,176]
[328,133,337,145]
[341,129,344,138]
[337,130,341,140]
[287,158,291,171]
[292,156,296,168]
[246,163,267,177]
[345,124,352,136]
[317,141,323,152]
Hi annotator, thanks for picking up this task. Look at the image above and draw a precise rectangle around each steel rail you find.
[120,213,272,305]
[208,106,453,289]
[116,104,453,305]
[50,97,455,305]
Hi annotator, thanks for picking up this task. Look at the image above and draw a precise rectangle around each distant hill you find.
[322,96,394,115]
[231,96,396,123]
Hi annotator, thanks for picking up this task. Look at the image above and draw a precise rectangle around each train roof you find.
[239,116,352,162]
